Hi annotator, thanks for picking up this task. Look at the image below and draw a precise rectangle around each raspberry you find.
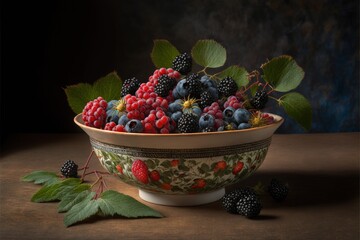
[236,194,262,218]
[203,102,224,129]
[121,77,140,97]
[268,178,289,201]
[221,187,257,214]
[223,95,243,110]
[177,113,199,133]
[60,160,78,178]
[250,90,268,109]
[172,52,192,75]
[218,77,238,97]
[131,159,149,184]
[81,97,108,128]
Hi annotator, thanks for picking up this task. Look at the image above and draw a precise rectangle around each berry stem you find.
[81,150,94,181]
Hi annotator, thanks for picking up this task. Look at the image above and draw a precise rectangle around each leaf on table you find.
[58,185,91,213]
[191,39,226,68]
[64,71,122,114]
[31,178,82,203]
[278,92,312,130]
[21,171,59,186]
[217,65,248,87]
[261,55,305,92]
[63,192,98,227]
[151,39,180,69]
[98,190,163,218]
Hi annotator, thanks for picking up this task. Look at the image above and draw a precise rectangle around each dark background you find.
[0,0,359,142]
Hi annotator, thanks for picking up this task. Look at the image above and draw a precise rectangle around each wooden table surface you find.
[0,133,359,240]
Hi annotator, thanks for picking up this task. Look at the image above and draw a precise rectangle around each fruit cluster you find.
[81,53,275,134]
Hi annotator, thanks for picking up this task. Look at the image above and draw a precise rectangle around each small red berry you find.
[232,161,244,175]
[161,182,172,190]
[214,160,227,172]
[191,179,206,189]
[170,160,179,167]
[116,165,123,174]
[149,170,160,182]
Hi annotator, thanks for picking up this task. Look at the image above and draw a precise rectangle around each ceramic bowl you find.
[74,114,283,206]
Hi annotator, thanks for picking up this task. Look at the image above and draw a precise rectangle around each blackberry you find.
[185,73,202,98]
[121,77,140,97]
[202,127,215,132]
[199,90,214,109]
[177,113,199,133]
[221,187,257,214]
[155,75,177,97]
[268,178,289,201]
[236,194,262,218]
[60,160,78,178]
[218,77,238,97]
[250,90,268,109]
[172,53,192,75]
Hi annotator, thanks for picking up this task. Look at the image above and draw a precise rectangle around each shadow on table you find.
[228,170,359,209]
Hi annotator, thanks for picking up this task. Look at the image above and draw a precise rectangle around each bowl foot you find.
[138,188,225,206]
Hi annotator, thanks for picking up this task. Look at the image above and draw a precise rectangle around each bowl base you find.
[139,188,225,206]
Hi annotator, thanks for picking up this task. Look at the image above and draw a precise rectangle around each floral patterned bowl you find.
[74,113,283,206]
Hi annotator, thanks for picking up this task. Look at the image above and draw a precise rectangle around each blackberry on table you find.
[218,77,238,97]
[236,194,262,218]
[177,113,199,133]
[221,187,257,214]
[250,90,268,109]
[121,77,140,97]
[155,75,177,97]
[268,178,289,201]
[60,160,78,178]
[172,53,192,75]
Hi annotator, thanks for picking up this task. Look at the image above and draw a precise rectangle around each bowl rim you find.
[74,113,284,137]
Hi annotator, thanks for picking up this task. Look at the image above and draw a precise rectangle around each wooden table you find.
[0,133,359,240]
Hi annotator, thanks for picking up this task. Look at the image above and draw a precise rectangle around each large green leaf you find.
[278,92,312,130]
[22,171,59,186]
[31,178,82,203]
[191,39,226,68]
[150,39,180,68]
[58,186,91,213]
[98,190,163,218]
[63,192,98,227]
[217,65,248,87]
[261,55,305,92]
[64,72,122,114]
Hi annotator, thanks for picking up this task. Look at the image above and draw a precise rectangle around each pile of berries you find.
[81,53,274,134]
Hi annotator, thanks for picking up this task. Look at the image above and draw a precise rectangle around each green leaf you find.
[278,92,312,130]
[151,39,180,68]
[191,39,226,68]
[98,190,163,218]
[31,178,82,203]
[64,71,122,114]
[64,192,98,227]
[22,171,59,185]
[217,65,249,87]
[261,55,305,92]
[58,185,91,213]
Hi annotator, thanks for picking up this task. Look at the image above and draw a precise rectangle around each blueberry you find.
[238,123,251,130]
[168,99,183,113]
[223,107,236,123]
[125,120,143,133]
[171,111,183,123]
[217,126,225,131]
[106,109,120,123]
[233,109,251,124]
[106,100,119,111]
[199,114,215,130]
[200,75,217,88]
[175,79,189,98]
[172,86,181,99]
[118,114,129,126]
